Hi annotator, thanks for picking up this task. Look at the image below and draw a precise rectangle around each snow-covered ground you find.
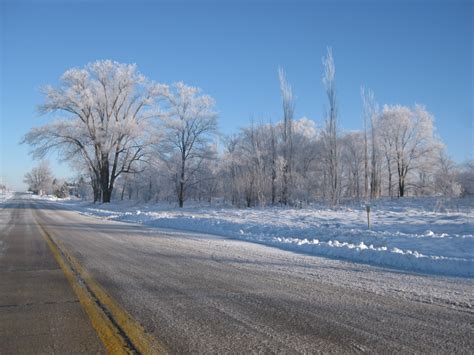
[0,192,15,240]
[0,191,14,204]
[42,196,473,277]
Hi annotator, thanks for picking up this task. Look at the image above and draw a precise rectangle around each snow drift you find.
[46,196,474,277]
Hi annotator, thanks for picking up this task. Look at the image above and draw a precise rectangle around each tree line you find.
[23,161,73,197]
[23,49,471,206]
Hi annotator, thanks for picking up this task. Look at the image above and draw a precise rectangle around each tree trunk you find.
[91,175,101,203]
[147,178,152,202]
[388,163,393,198]
[93,186,100,203]
[178,181,184,208]
[364,116,368,200]
[270,126,277,205]
[100,156,111,203]
[231,165,237,206]
[397,162,406,198]
[399,176,405,197]
[102,189,112,203]
[282,162,289,205]
[121,182,126,201]
[178,155,186,208]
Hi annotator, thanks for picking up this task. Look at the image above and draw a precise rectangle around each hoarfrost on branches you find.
[24,60,161,202]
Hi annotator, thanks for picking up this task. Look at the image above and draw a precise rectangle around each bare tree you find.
[361,87,369,200]
[379,126,396,197]
[458,160,474,196]
[361,88,381,199]
[221,117,320,208]
[23,60,160,202]
[341,132,364,199]
[322,47,340,205]
[270,123,278,205]
[222,135,240,206]
[157,82,218,207]
[23,161,53,195]
[433,152,461,196]
[278,67,295,205]
[290,118,319,204]
[239,122,269,207]
[360,87,379,199]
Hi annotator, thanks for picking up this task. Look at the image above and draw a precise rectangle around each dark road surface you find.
[0,195,105,354]
[1,193,473,354]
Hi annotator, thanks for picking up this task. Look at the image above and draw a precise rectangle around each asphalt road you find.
[1,193,473,353]
[0,194,105,354]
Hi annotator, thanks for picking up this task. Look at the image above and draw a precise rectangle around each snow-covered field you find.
[0,191,14,204]
[42,196,474,277]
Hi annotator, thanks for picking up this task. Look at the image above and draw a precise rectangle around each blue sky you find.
[1,0,472,190]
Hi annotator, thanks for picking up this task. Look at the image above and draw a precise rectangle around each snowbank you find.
[50,197,474,277]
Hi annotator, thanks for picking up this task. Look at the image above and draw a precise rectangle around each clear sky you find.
[1,0,472,191]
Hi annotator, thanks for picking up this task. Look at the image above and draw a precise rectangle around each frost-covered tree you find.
[278,68,295,205]
[220,117,320,208]
[221,135,241,206]
[378,115,396,197]
[23,60,160,202]
[188,146,220,204]
[24,161,53,195]
[458,160,474,196]
[377,105,440,197]
[341,131,365,199]
[290,118,319,204]
[361,87,370,200]
[75,176,91,199]
[321,47,340,205]
[221,122,271,207]
[21,56,456,206]
[433,152,461,196]
[361,87,381,199]
[52,179,70,198]
[236,122,269,207]
[157,82,218,207]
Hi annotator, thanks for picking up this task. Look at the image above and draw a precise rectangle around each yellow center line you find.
[36,217,167,355]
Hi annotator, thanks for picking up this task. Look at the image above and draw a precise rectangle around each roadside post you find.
[366,204,371,230]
